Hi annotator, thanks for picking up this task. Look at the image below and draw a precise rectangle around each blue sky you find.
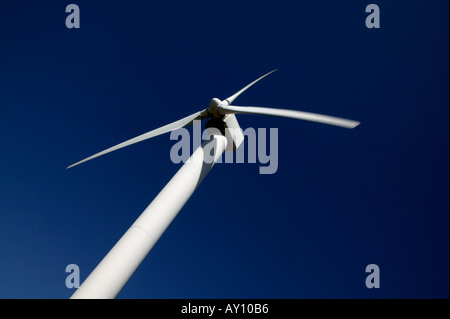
[0,1,448,298]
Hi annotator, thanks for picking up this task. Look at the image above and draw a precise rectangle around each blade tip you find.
[66,161,82,169]
[351,121,361,128]
[342,120,360,129]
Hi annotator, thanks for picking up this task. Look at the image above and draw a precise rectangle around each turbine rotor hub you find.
[208,97,225,119]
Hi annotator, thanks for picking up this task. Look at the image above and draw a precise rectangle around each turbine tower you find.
[68,70,360,299]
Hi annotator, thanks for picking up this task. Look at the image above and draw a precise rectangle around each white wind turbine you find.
[68,70,360,299]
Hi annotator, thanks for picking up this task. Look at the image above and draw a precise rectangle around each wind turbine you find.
[68,70,360,299]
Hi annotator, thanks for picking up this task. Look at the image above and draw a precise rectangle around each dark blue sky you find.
[0,1,448,299]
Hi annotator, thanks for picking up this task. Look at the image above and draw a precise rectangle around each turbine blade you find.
[67,109,208,169]
[219,105,360,129]
[224,69,277,105]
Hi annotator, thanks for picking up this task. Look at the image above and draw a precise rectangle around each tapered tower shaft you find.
[71,133,228,299]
